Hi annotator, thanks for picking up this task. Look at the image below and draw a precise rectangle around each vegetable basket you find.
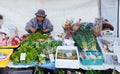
[80,51,104,65]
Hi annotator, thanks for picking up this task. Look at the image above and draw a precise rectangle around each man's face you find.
[36,16,44,21]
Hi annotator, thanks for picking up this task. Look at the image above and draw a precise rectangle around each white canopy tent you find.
[0,0,119,37]
[0,0,98,36]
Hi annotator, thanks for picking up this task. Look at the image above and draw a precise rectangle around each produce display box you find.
[97,37,120,55]
[80,51,104,65]
[0,49,13,67]
[97,37,120,65]
[55,46,80,69]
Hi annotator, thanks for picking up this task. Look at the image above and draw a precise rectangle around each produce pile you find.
[11,33,61,65]
[73,23,97,51]
[11,45,38,64]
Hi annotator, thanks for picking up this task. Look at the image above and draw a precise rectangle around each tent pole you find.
[117,0,119,37]
[98,0,101,17]
[99,0,102,17]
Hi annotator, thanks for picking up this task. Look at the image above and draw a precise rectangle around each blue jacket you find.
[25,17,53,34]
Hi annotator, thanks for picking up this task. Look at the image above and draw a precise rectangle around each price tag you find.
[49,54,54,62]
[66,52,72,57]
[20,53,26,60]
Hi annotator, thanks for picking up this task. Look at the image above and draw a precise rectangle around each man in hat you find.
[25,9,53,35]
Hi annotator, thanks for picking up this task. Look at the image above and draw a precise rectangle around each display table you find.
[39,62,55,70]
[7,62,36,68]
[7,61,120,72]
[79,63,120,72]
[7,61,55,74]
[7,61,55,70]
[1,37,120,73]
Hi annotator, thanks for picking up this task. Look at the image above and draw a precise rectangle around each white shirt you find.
[0,24,18,40]
[4,24,18,36]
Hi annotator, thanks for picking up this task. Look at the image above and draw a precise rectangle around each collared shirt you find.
[25,17,53,34]
[37,21,43,30]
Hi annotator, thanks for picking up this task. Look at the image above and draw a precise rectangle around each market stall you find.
[0,19,120,74]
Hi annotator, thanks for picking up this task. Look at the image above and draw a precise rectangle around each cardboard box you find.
[55,46,80,69]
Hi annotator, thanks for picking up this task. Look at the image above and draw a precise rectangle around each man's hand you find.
[42,29,50,33]
[29,27,36,33]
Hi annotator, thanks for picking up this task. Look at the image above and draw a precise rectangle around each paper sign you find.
[66,52,72,57]
[20,53,26,60]
[118,55,120,63]
[49,54,54,62]
[116,49,120,63]
[114,46,120,63]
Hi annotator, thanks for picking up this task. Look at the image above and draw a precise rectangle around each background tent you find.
[99,0,119,37]
[0,0,98,36]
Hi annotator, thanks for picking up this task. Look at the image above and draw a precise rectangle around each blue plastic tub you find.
[80,51,104,65]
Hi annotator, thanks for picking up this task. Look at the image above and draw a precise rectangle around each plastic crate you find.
[80,51,104,65]
[55,46,80,69]
[0,49,13,67]
[10,70,33,74]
